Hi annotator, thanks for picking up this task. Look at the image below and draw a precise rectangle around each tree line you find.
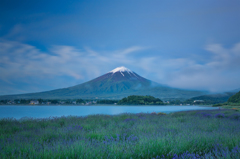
[228,91,240,103]
[117,95,164,105]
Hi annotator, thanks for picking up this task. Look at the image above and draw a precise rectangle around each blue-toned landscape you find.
[1,0,240,158]
[1,109,240,158]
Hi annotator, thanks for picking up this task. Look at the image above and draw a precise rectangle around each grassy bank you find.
[220,105,240,110]
[213,102,240,110]
[1,110,240,159]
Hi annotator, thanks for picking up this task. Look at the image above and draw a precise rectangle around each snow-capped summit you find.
[109,66,133,74]
[0,65,206,100]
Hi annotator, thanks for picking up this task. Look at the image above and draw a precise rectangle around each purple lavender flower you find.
[229,114,240,120]
[201,113,212,118]
[215,113,225,118]
[76,125,83,130]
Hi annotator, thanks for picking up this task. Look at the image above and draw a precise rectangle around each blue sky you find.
[0,0,240,95]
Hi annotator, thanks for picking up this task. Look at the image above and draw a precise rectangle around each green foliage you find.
[48,99,58,104]
[117,95,164,105]
[76,99,85,104]
[212,102,229,107]
[169,99,182,105]
[59,120,65,127]
[20,99,31,104]
[228,91,240,103]
[0,100,7,104]
[212,91,240,107]
[38,98,43,104]
[97,100,118,104]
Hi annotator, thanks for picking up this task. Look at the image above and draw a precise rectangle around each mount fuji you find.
[0,66,206,100]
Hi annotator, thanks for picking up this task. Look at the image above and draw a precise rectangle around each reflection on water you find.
[0,105,218,119]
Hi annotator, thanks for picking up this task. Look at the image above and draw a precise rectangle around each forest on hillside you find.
[117,95,164,105]
[228,91,240,103]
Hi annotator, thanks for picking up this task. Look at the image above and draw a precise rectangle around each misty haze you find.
[1,1,240,159]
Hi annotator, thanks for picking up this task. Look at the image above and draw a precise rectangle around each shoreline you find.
[0,104,214,107]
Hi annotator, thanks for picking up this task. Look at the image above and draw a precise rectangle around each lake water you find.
[0,105,219,119]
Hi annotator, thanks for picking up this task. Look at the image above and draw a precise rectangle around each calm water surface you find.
[0,105,218,119]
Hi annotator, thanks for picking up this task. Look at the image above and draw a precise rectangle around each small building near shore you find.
[72,101,77,104]
[30,100,39,105]
[194,100,204,103]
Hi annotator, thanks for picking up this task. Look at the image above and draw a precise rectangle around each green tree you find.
[228,91,240,103]
[118,95,164,105]
[76,99,85,104]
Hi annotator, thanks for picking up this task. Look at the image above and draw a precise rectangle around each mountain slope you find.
[229,88,240,93]
[69,66,155,94]
[0,66,206,100]
[228,91,240,103]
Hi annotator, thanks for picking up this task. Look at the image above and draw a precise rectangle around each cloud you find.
[119,46,145,55]
[0,39,240,94]
[205,43,240,71]
[115,42,240,92]
[162,42,240,92]
[0,41,82,80]
[0,40,146,82]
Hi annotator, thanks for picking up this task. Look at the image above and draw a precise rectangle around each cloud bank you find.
[0,39,240,95]
[161,43,240,92]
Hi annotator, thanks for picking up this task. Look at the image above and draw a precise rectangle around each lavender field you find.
[1,109,240,159]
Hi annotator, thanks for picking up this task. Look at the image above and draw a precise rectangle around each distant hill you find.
[228,91,240,103]
[0,66,206,100]
[229,88,240,93]
[186,92,236,104]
